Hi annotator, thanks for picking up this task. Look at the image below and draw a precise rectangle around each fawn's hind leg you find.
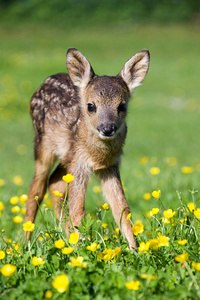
[25,152,55,240]
[49,164,68,228]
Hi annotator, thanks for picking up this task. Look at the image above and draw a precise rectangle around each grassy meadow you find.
[0,23,200,299]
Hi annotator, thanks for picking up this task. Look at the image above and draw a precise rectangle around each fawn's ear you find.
[66,48,95,89]
[119,50,150,93]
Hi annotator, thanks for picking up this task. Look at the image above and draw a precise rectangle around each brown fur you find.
[25,48,150,248]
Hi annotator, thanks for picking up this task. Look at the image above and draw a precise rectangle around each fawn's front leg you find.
[99,165,137,249]
[67,162,91,234]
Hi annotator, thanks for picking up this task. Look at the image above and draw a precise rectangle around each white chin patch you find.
[98,132,116,140]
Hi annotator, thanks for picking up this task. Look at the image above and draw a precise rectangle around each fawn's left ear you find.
[119,50,150,93]
[66,48,95,89]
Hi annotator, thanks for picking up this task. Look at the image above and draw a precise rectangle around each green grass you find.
[0,23,200,299]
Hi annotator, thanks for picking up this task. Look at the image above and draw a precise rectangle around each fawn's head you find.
[66,48,150,140]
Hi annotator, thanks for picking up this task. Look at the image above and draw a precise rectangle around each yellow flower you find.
[165,157,177,166]
[140,274,158,280]
[20,194,28,204]
[151,190,161,199]
[101,203,110,210]
[163,209,175,219]
[52,274,69,293]
[11,206,21,213]
[125,213,131,221]
[62,174,74,183]
[10,196,19,205]
[178,239,188,246]
[148,239,159,250]
[181,166,194,174]
[1,264,16,276]
[103,237,108,241]
[45,290,53,298]
[69,232,79,244]
[0,250,5,259]
[102,223,108,229]
[194,208,200,219]
[114,247,122,256]
[54,239,65,249]
[62,247,74,255]
[13,216,23,223]
[175,252,189,263]
[32,256,45,266]
[6,248,13,255]
[13,175,23,186]
[114,227,120,236]
[150,167,160,175]
[139,156,148,164]
[93,186,101,193]
[192,262,200,272]
[138,242,149,252]
[149,208,159,217]
[45,199,52,207]
[21,208,26,215]
[87,242,100,252]
[68,256,87,267]
[143,193,151,200]
[0,179,5,186]
[125,280,140,290]
[38,236,44,241]
[132,222,144,236]
[187,202,195,212]
[158,233,169,247]
[53,191,63,197]
[23,221,35,231]
[0,201,5,212]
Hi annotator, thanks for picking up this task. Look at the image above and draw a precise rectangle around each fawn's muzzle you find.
[97,123,117,138]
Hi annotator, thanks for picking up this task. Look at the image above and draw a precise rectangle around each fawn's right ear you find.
[66,48,95,89]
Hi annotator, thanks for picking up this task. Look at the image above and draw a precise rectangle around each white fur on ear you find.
[66,48,95,89]
[119,50,150,93]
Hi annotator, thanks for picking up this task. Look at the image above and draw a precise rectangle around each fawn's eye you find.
[87,103,96,113]
[118,103,127,113]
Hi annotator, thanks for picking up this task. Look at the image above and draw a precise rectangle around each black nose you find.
[97,123,117,137]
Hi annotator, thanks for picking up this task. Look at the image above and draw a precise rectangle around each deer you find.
[25,48,150,249]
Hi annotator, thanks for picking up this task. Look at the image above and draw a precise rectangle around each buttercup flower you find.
[93,186,101,193]
[0,201,5,213]
[163,209,175,219]
[62,247,74,255]
[132,222,144,236]
[1,264,16,276]
[138,241,150,252]
[175,252,189,263]
[125,280,140,290]
[148,239,159,250]
[194,208,200,219]
[139,156,148,164]
[149,208,159,217]
[68,256,87,267]
[158,233,169,247]
[69,232,79,244]
[87,242,100,252]
[114,227,120,236]
[10,196,19,205]
[192,262,200,271]
[181,166,194,174]
[20,194,28,204]
[178,239,188,246]
[52,274,69,293]
[125,213,131,221]
[23,221,35,231]
[150,167,160,175]
[0,179,5,186]
[53,191,63,197]
[140,274,158,280]
[143,193,151,200]
[102,223,108,229]
[187,202,195,212]
[13,216,23,223]
[151,190,161,199]
[62,174,74,183]
[0,250,5,259]
[13,175,23,186]
[11,206,21,213]
[101,203,110,210]
[45,290,53,298]
[32,256,45,266]
[54,239,65,249]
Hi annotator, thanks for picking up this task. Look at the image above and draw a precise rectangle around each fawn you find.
[25,48,150,248]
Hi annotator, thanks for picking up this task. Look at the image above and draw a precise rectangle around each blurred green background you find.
[0,0,200,223]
